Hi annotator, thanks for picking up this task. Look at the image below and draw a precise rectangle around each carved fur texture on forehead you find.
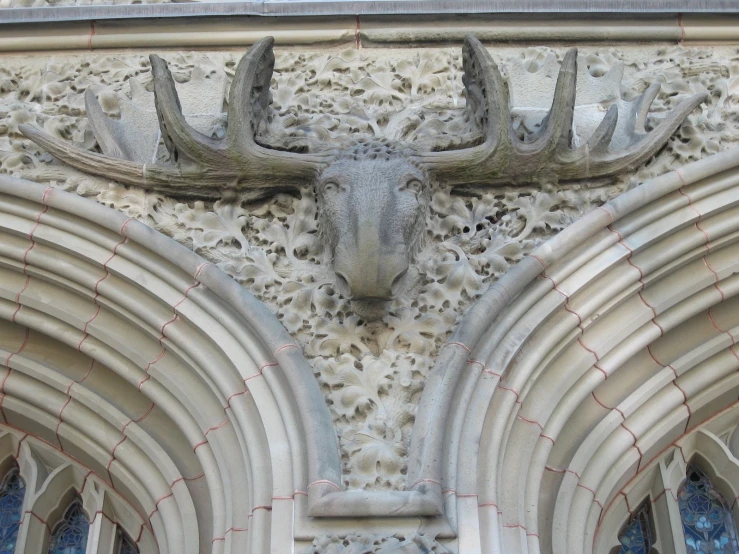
[334,139,420,165]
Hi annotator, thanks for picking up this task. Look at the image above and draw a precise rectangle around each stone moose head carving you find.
[21,36,705,302]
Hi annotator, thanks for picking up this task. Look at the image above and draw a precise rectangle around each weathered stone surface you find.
[1,41,730,495]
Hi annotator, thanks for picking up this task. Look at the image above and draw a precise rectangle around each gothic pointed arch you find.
[410,146,739,553]
[47,497,89,554]
[678,462,739,554]
[0,175,341,551]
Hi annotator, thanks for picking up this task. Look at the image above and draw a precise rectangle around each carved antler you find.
[19,37,329,200]
[417,35,707,186]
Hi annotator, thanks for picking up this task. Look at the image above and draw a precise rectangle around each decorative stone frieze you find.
[2,33,739,554]
[6,38,715,489]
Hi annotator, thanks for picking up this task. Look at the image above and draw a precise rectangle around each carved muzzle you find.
[318,153,427,302]
[333,229,410,301]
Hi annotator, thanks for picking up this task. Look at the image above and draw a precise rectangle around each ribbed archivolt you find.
[431,147,739,553]
[0,176,337,553]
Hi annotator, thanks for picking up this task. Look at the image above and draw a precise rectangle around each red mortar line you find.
[591,388,645,471]
[503,523,527,530]
[13,434,28,460]
[606,224,645,281]
[55,396,73,447]
[442,341,471,354]
[544,465,581,479]
[18,509,51,532]
[410,478,441,489]
[79,469,94,496]
[546,465,605,513]
[619,491,632,516]
[676,173,712,249]
[192,417,229,452]
[213,526,250,543]
[0,328,30,423]
[0,421,154,537]
[64,359,96,396]
[707,307,739,364]
[537,271,584,327]
[273,343,300,356]
[577,482,604,510]
[307,479,342,492]
[597,206,616,226]
[225,387,249,408]
[170,472,205,487]
[502,520,541,539]
[148,491,174,520]
[243,360,280,387]
[11,187,53,321]
[133,263,203,390]
[517,414,555,443]
[530,253,547,271]
[497,383,520,401]
[596,396,739,543]
[591,390,626,420]
[11,275,30,324]
[704,256,727,303]
[606,224,670,339]
[106,402,157,475]
[577,337,608,380]
[137,347,165,391]
[650,486,678,506]
[252,504,272,513]
[478,501,500,512]
[646,344,692,435]
[15,188,52,312]
[78,218,132,351]
[467,358,502,380]
[537,257,610,381]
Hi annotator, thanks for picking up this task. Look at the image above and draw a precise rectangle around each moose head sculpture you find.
[20,36,705,302]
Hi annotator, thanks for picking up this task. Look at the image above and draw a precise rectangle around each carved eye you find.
[402,179,423,194]
[323,181,341,194]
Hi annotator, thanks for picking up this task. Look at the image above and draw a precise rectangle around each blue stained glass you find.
[679,464,739,554]
[47,500,89,554]
[0,469,25,554]
[618,502,652,554]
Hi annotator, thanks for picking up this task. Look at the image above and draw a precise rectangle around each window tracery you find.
[0,468,24,554]
[679,464,739,554]
[618,501,653,554]
[47,499,89,554]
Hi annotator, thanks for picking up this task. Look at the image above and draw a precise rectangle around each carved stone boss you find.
[20,35,705,304]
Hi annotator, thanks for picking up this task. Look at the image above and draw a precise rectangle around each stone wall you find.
[2,42,733,490]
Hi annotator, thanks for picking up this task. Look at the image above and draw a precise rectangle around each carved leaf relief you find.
[0,44,727,489]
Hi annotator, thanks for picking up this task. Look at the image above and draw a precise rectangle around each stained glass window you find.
[679,463,739,554]
[618,500,652,554]
[47,499,89,554]
[0,468,25,554]
[117,528,138,554]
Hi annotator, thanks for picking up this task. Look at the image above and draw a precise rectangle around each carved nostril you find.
[390,268,409,298]
[335,272,352,299]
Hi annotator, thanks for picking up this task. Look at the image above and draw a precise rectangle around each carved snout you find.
[333,242,409,301]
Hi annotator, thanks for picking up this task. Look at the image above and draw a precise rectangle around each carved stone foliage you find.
[300,532,450,554]
[0,44,731,489]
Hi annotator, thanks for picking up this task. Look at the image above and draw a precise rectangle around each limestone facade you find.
[1,7,739,553]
